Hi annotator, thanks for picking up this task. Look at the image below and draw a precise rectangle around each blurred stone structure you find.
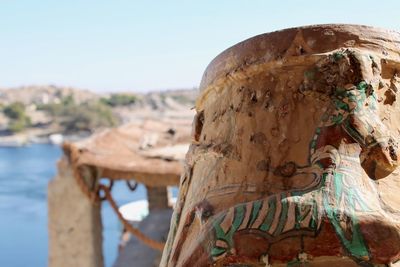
[48,119,192,267]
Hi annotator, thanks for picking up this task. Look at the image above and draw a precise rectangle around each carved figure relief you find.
[160,25,400,267]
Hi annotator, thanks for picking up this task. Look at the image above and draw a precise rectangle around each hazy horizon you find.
[0,83,198,94]
[1,1,400,92]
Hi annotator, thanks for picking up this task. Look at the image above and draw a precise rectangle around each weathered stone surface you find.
[146,186,171,211]
[48,158,103,267]
[62,120,191,187]
[161,24,400,266]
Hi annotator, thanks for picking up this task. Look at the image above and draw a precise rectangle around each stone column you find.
[48,157,104,267]
[146,186,171,211]
[161,25,400,266]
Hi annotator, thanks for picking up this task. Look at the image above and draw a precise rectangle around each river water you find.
[0,144,149,267]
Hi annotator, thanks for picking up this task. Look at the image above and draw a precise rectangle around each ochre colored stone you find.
[48,158,104,267]
[160,24,400,266]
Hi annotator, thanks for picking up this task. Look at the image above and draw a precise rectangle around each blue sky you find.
[1,0,399,92]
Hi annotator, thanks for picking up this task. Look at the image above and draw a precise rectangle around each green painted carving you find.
[206,51,392,264]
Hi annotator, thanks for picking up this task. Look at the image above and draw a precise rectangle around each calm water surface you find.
[0,144,148,267]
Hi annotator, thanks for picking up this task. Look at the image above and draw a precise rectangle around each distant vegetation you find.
[38,95,118,133]
[3,102,25,119]
[61,102,118,133]
[100,93,137,107]
[3,102,31,133]
[0,86,197,136]
[170,94,195,105]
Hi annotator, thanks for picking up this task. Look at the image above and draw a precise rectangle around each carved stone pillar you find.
[161,25,400,266]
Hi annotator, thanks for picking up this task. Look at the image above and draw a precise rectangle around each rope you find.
[98,184,165,251]
[66,144,165,251]
[74,167,100,204]
[67,144,100,204]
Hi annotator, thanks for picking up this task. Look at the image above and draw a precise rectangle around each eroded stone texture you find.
[160,25,400,266]
[48,158,103,267]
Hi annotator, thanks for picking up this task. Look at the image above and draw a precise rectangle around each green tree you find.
[100,93,137,107]
[3,102,31,133]
[4,102,25,119]
[60,101,118,133]
[8,117,31,133]
[36,95,75,116]
[37,96,119,133]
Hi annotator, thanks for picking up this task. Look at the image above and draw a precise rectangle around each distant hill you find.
[0,85,198,108]
[0,85,98,105]
[0,85,198,136]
